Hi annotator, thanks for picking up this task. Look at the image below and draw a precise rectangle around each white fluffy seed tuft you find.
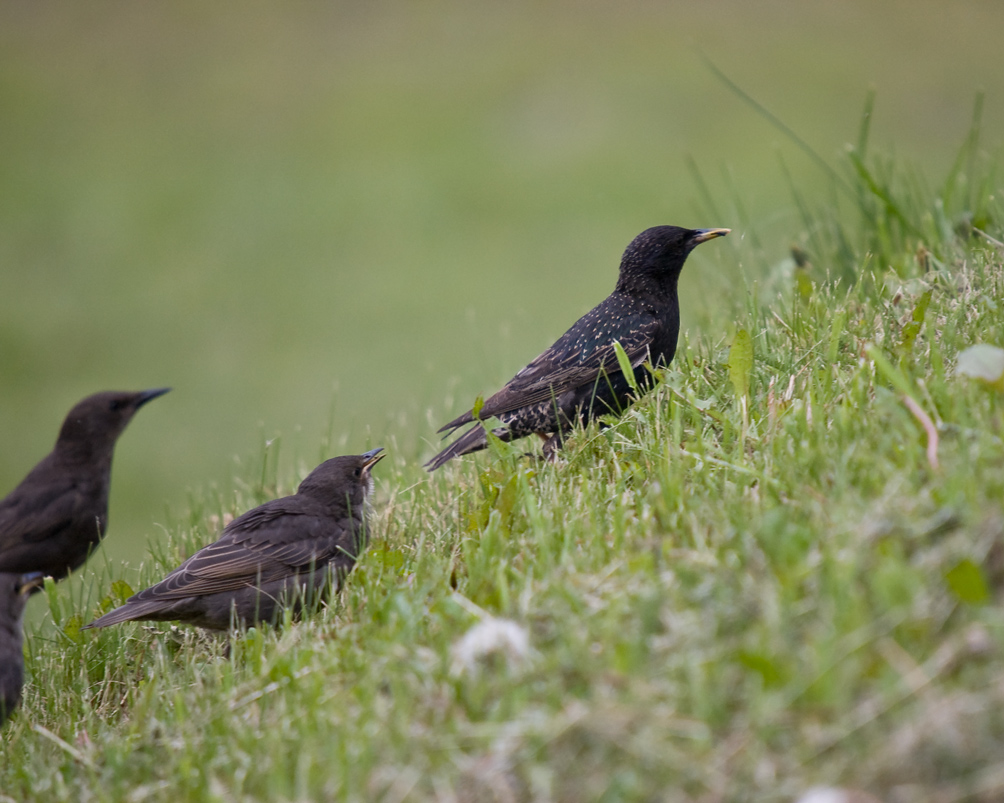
[450,618,530,675]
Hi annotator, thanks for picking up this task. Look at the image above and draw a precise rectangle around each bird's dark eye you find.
[109,399,126,412]
[354,467,362,478]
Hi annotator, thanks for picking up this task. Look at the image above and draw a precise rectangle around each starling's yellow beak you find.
[691,228,731,244]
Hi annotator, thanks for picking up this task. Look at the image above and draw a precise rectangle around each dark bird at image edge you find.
[426,226,729,470]
[0,572,45,727]
[0,389,171,582]
[84,448,385,631]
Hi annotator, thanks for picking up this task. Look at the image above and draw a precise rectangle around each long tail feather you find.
[82,599,169,629]
[436,409,475,435]
[424,424,490,471]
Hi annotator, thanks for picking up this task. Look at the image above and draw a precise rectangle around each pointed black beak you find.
[690,228,731,245]
[136,387,172,408]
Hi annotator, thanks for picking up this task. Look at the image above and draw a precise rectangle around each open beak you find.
[17,572,46,597]
[690,228,731,245]
[136,387,172,408]
[361,447,385,472]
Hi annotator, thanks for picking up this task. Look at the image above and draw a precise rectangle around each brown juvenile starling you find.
[84,448,385,631]
[426,226,729,470]
[0,389,171,580]
[0,572,44,727]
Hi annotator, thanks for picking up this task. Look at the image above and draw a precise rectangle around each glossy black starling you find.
[426,226,729,470]
[0,571,44,727]
[0,389,171,581]
[84,448,385,631]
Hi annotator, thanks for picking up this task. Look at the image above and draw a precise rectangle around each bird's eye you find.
[354,467,362,478]
[109,400,125,412]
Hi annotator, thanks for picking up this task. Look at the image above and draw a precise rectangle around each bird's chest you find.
[643,304,679,365]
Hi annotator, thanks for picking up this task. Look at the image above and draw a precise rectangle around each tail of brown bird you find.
[425,424,491,471]
[83,599,159,629]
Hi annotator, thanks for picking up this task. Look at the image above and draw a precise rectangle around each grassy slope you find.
[4,1,1004,573]
[4,147,1004,801]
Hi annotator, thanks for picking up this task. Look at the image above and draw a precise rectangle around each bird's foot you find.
[521,433,564,463]
[540,433,564,462]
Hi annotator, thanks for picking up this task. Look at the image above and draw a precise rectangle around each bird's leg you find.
[522,432,559,462]
[540,432,564,461]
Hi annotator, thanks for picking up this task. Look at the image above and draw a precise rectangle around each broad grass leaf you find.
[62,614,83,645]
[375,546,406,573]
[865,343,916,398]
[111,579,134,602]
[728,328,753,399]
[945,559,991,605]
[899,290,932,353]
[795,267,814,301]
[495,474,520,533]
[736,650,785,688]
[613,340,640,395]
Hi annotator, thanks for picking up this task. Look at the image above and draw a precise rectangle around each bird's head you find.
[296,448,385,513]
[616,226,729,297]
[0,571,44,624]
[56,389,171,454]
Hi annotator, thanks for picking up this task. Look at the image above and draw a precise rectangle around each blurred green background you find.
[2,1,1002,568]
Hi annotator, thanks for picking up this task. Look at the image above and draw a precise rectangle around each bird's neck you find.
[299,490,365,521]
[53,438,115,473]
[614,273,679,304]
[0,609,21,637]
